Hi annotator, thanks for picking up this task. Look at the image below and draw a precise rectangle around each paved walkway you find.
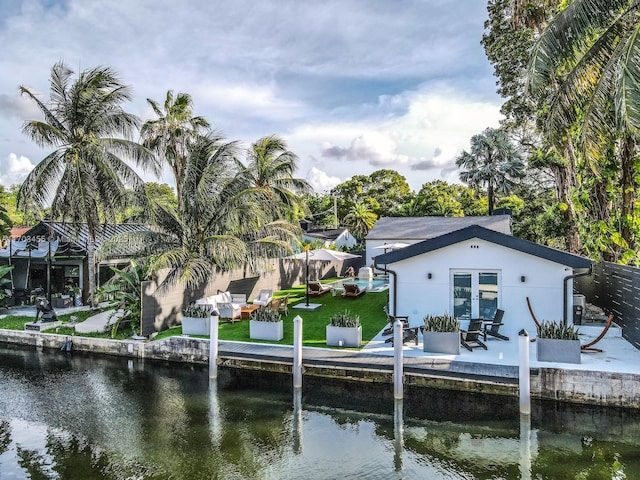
[215,320,640,379]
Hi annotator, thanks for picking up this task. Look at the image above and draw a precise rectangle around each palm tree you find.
[238,135,311,218]
[344,202,377,239]
[99,133,299,290]
[527,0,640,252]
[18,62,158,306]
[456,127,525,214]
[141,90,210,209]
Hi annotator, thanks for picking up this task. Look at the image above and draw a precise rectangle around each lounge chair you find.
[307,281,332,297]
[482,309,509,341]
[461,319,487,351]
[278,294,290,316]
[342,283,366,298]
[253,289,273,306]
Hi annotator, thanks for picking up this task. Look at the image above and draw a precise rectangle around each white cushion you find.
[222,291,232,303]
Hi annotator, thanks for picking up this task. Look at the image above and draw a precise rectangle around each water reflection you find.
[0,345,639,479]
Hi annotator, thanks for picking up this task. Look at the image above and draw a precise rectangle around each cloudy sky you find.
[0,0,503,193]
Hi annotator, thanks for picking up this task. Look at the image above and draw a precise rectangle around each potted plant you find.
[326,310,361,347]
[181,304,211,336]
[250,307,283,341]
[536,321,581,364]
[422,313,460,354]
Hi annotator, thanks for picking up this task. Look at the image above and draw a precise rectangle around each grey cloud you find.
[321,145,350,159]
[433,147,442,157]
[410,158,440,171]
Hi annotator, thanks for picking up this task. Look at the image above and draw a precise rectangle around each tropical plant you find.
[527,0,640,258]
[95,260,148,338]
[18,62,158,307]
[456,127,526,215]
[343,202,377,239]
[536,320,580,341]
[0,265,14,308]
[423,313,460,333]
[328,310,361,328]
[252,307,281,323]
[99,133,300,290]
[141,90,209,210]
[238,134,311,218]
[182,304,210,319]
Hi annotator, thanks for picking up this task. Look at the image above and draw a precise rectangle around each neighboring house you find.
[302,227,357,249]
[374,225,593,338]
[365,215,512,265]
[0,221,150,303]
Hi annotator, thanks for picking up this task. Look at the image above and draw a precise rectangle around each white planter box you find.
[537,338,581,364]
[250,320,284,341]
[423,331,460,354]
[326,325,362,347]
[182,316,210,336]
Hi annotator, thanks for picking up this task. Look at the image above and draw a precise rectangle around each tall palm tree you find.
[527,0,640,252]
[99,133,299,290]
[141,90,210,209]
[18,62,158,305]
[238,135,311,218]
[344,202,377,239]
[456,127,525,215]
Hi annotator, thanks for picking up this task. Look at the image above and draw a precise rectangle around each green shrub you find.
[423,313,459,332]
[182,304,210,318]
[252,307,281,322]
[537,321,579,340]
[328,310,361,328]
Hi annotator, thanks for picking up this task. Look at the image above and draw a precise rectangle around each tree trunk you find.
[556,140,580,253]
[87,236,97,308]
[620,135,636,253]
[488,182,495,215]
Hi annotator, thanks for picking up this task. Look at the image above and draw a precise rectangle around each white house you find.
[365,215,512,266]
[373,225,593,338]
[303,227,357,249]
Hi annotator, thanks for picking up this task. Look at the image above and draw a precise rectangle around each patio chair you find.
[253,289,273,306]
[482,309,509,341]
[218,302,242,323]
[278,294,290,317]
[342,283,366,298]
[269,298,282,314]
[460,319,487,351]
[307,281,332,297]
[382,307,418,345]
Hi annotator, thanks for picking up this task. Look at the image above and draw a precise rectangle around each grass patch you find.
[169,284,389,349]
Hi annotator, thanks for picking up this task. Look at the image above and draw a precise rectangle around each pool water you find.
[332,276,390,292]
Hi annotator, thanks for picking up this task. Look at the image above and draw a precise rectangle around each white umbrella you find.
[286,248,361,306]
[373,242,409,251]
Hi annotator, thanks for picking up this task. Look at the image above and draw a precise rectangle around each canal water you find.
[0,344,638,479]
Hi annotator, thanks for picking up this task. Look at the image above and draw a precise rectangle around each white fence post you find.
[519,329,531,415]
[293,315,303,388]
[209,314,219,379]
[393,319,403,400]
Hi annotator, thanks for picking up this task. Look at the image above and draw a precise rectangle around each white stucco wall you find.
[367,240,418,267]
[385,238,575,337]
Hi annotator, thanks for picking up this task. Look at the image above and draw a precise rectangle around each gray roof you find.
[365,215,512,240]
[303,227,349,241]
[24,222,151,253]
[375,225,593,269]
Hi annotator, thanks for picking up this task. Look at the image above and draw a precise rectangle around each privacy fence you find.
[575,262,640,350]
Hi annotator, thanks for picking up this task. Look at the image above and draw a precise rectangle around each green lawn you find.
[156,283,390,349]
[1,282,392,349]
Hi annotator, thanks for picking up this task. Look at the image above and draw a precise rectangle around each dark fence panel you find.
[575,262,640,350]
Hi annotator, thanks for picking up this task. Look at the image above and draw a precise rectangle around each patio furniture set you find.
[308,281,367,298]
[193,289,289,323]
[382,308,509,352]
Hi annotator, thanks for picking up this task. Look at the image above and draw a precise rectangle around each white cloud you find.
[306,166,341,193]
[1,153,35,186]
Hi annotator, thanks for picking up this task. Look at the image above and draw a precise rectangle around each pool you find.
[332,276,390,292]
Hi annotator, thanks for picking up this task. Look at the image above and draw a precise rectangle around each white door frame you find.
[450,269,501,320]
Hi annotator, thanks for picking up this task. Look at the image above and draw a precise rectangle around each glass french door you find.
[452,270,500,320]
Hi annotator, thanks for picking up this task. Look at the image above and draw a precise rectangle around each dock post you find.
[393,318,403,400]
[393,399,404,471]
[293,315,303,388]
[209,314,219,380]
[518,329,531,415]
